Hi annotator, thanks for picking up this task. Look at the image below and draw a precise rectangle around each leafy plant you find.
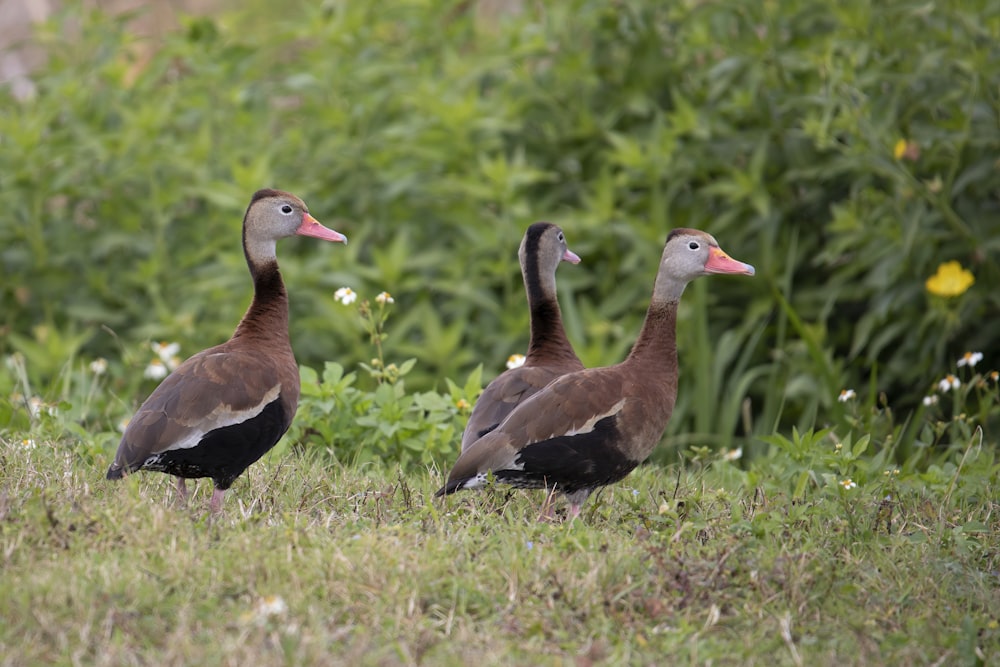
[2,0,998,459]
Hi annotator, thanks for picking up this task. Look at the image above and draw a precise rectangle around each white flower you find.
[839,479,857,490]
[256,595,287,618]
[838,388,856,403]
[27,396,56,417]
[144,359,168,380]
[241,595,288,625]
[506,354,526,370]
[375,291,394,305]
[21,438,37,450]
[118,417,130,433]
[151,341,180,363]
[89,358,108,375]
[334,287,357,305]
[167,356,181,371]
[922,395,939,406]
[938,375,960,392]
[722,447,743,462]
[957,351,983,368]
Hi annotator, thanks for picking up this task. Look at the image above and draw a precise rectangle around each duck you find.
[461,222,583,452]
[106,189,347,514]
[436,229,754,518]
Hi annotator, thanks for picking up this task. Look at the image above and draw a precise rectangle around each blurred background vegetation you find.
[1,0,998,466]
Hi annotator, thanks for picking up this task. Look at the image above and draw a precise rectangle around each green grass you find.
[2,436,997,666]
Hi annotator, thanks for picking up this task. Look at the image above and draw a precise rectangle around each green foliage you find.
[285,360,471,468]
[1,0,999,458]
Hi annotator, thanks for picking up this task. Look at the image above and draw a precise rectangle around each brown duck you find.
[107,189,347,513]
[461,222,583,452]
[437,229,754,518]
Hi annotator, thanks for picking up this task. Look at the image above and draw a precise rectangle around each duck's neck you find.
[232,259,290,344]
[523,258,577,365]
[623,299,678,374]
[526,299,577,364]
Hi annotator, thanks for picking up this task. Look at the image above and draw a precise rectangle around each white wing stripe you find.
[560,398,626,438]
[157,384,282,452]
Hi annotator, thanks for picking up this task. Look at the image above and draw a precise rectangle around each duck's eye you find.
[688,241,700,250]
[280,205,293,215]
[557,232,565,242]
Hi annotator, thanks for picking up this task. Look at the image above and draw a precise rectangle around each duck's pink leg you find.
[174,477,189,507]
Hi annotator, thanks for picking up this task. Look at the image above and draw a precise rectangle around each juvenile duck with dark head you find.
[461,222,583,452]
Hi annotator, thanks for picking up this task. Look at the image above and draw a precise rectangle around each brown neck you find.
[231,259,290,343]
[522,249,577,364]
[525,298,578,364]
[624,300,678,376]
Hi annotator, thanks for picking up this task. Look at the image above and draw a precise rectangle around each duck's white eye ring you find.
[280,204,293,214]
[688,241,700,250]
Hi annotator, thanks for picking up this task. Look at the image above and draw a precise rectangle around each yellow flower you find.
[455,398,470,410]
[893,139,907,159]
[893,138,920,161]
[925,261,974,297]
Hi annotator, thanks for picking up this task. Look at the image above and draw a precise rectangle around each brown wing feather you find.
[111,343,298,473]
[461,364,575,451]
[446,368,631,484]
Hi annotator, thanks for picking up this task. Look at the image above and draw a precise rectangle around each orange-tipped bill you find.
[704,247,755,275]
[562,248,582,264]
[296,213,348,244]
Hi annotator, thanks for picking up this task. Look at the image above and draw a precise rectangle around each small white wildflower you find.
[240,595,288,626]
[526,541,534,551]
[27,396,56,417]
[990,371,999,383]
[922,395,938,407]
[89,358,108,375]
[167,356,182,371]
[144,359,168,380]
[722,447,743,462]
[151,341,180,363]
[21,438,37,450]
[334,287,357,305]
[118,417,130,433]
[506,354,526,370]
[839,479,857,490]
[937,375,960,392]
[256,595,287,618]
[375,291,394,305]
[838,388,856,403]
[956,351,983,368]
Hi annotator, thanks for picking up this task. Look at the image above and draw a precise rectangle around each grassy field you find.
[1,433,997,666]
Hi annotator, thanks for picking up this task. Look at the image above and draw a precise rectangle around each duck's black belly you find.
[142,398,288,489]
[495,414,639,493]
